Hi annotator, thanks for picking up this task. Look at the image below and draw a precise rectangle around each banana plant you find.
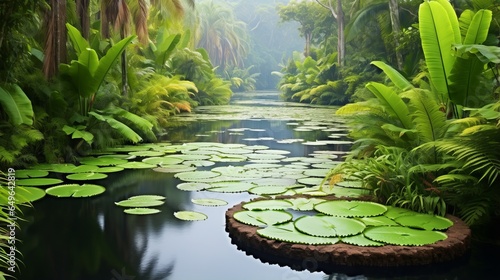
[0,84,34,126]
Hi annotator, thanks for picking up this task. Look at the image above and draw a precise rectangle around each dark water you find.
[15,92,500,280]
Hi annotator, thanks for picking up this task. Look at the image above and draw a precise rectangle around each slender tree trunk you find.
[120,30,128,98]
[305,32,312,57]
[77,0,90,39]
[336,0,345,66]
[43,0,67,80]
[389,0,403,70]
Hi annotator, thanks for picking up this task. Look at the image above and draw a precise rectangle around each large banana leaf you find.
[66,23,90,56]
[419,1,457,102]
[371,61,413,91]
[449,10,492,107]
[459,10,475,40]
[0,84,34,126]
[154,33,181,68]
[365,82,413,129]
[89,111,143,143]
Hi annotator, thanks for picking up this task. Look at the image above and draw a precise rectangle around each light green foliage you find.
[45,184,105,198]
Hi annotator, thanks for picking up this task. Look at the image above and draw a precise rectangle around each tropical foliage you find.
[329,0,500,226]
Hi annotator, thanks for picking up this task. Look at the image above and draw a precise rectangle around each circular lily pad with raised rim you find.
[395,214,454,230]
[153,165,197,173]
[174,211,208,221]
[124,208,161,215]
[142,157,183,165]
[364,226,448,246]
[249,186,289,195]
[294,215,366,237]
[177,182,211,191]
[115,198,165,208]
[314,200,387,217]
[78,157,128,166]
[174,171,221,182]
[117,162,156,169]
[128,195,166,201]
[191,198,228,207]
[234,210,293,227]
[16,178,63,187]
[257,222,339,245]
[341,234,384,247]
[66,172,108,181]
[15,169,49,179]
[206,181,255,193]
[242,199,293,211]
[285,198,326,211]
[46,184,105,197]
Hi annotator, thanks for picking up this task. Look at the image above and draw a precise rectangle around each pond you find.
[15,91,499,280]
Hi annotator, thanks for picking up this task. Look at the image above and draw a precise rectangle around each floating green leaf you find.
[335,181,363,188]
[128,195,165,201]
[115,198,165,207]
[364,226,447,246]
[357,216,399,227]
[15,169,49,179]
[233,210,293,227]
[395,214,454,230]
[66,172,108,181]
[142,157,183,165]
[182,160,215,167]
[294,215,366,237]
[117,162,156,169]
[46,184,105,197]
[16,178,63,187]
[249,186,289,195]
[124,208,161,215]
[78,157,128,166]
[341,234,384,247]
[285,198,326,211]
[129,150,165,157]
[384,206,416,220]
[174,211,207,221]
[174,171,221,181]
[153,165,196,173]
[177,182,211,191]
[242,199,293,211]
[206,181,255,193]
[315,200,387,217]
[191,198,228,207]
[93,166,124,173]
[257,222,339,245]
[303,169,330,177]
[297,177,324,185]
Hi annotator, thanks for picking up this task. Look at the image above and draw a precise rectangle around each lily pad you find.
[117,162,156,169]
[257,222,339,245]
[314,200,387,217]
[128,195,166,201]
[357,216,399,227]
[124,208,161,215]
[395,214,454,230]
[153,165,197,173]
[364,226,447,246]
[243,199,293,211]
[115,198,165,208]
[249,186,289,195]
[93,166,125,173]
[78,157,128,166]
[142,157,183,165]
[191,198,228,207]
[49,164,99,173]
[303,169,331,177]
[297,177,325,186]
[66,172,108,181]
[341,234,384,247]
[174,171,221,182]
[177,182,211,191]
[384,206,416,220]
[285,198,326,211]
[182,160,215,167]
[46,184,105,197]
[207,181,255,193]
[174,211,208,221]
[234,210,293,227]
[294,215,366,237]
[16,178,63,187]
[335,181,363,188]
[15,169,49,179]
[128,151,165,157]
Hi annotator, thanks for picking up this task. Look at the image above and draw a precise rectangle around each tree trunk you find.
[77,0,90,39]
[336,0,345,66]
[43,0,67,80]
[389,0,403,70]
[305,32,312,57]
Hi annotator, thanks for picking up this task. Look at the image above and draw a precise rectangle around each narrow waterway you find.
[15,91,499,280]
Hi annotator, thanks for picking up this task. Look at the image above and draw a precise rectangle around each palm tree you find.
[195,0,250,71]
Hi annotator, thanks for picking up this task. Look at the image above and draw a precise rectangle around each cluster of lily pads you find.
[233,199,453,246]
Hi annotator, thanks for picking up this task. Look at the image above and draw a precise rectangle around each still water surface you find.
[16,92,499,280]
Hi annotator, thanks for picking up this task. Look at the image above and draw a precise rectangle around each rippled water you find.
[15,92,499,280]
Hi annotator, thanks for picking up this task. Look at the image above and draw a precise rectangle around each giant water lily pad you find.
[142,157,183,165]
[285,198,326,211]
[177,182,211,191]
[16,178,63,187]
[358,216,399,227]
[78,157,128,166]
[341,234,384,247]
[124,208,161,215]
[129,150,165,157]
[46,184,105,197]
[115,198,165,208]
[249,186,289,195]
[66,172,108,181]
[297,177,324,186]
[364,226,447,246]
[93,166,124,173]
[174,171,221,182]
[243,199,293,211]
[384,206,416,220]
[191,198,228,207]
[395,214,454,230]
[257,222,339,245]
[153,165,197,173]
[207,181,255,193]
[294,215,366,237]
[174,211,207,221]
[315,200,387,217]
[117,162,156,169]
[128,195,166,201]
[303,169,330,177]
[234,210,293,227]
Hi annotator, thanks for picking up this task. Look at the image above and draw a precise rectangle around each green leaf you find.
[294,215,366,237]
[117,162,156,169]
[207,181,255,193]
[16,178,63,187]
[371,61,413,91]
[364,226,447,246]
[257,222,339,245]
[243,199,293,211]
[285,198,326,211]
[155,33,181,68]
[0,186,46,204]
[115,198,165,208]
[177,182,211,191]
[175,171,221,181]
[174,211,207,221]
[357,216,399,227]
[233,210,293,227]
[341,234,384,247]
[128,195,165,201]
[89,111,143,143]
[124,208,161,215]
[314,200,387,217]
[191,198,228,207]
[365,82,412,129]
[66,23,90,55]
[78,157,128,166]
[249,186,289,195]
[15,169,49,179]
[66,172,108,181]
[46,184,105,197]
[0,84,34,126]
[463,9,492,45]
[419,1,457,102]
[395,214,454,230]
